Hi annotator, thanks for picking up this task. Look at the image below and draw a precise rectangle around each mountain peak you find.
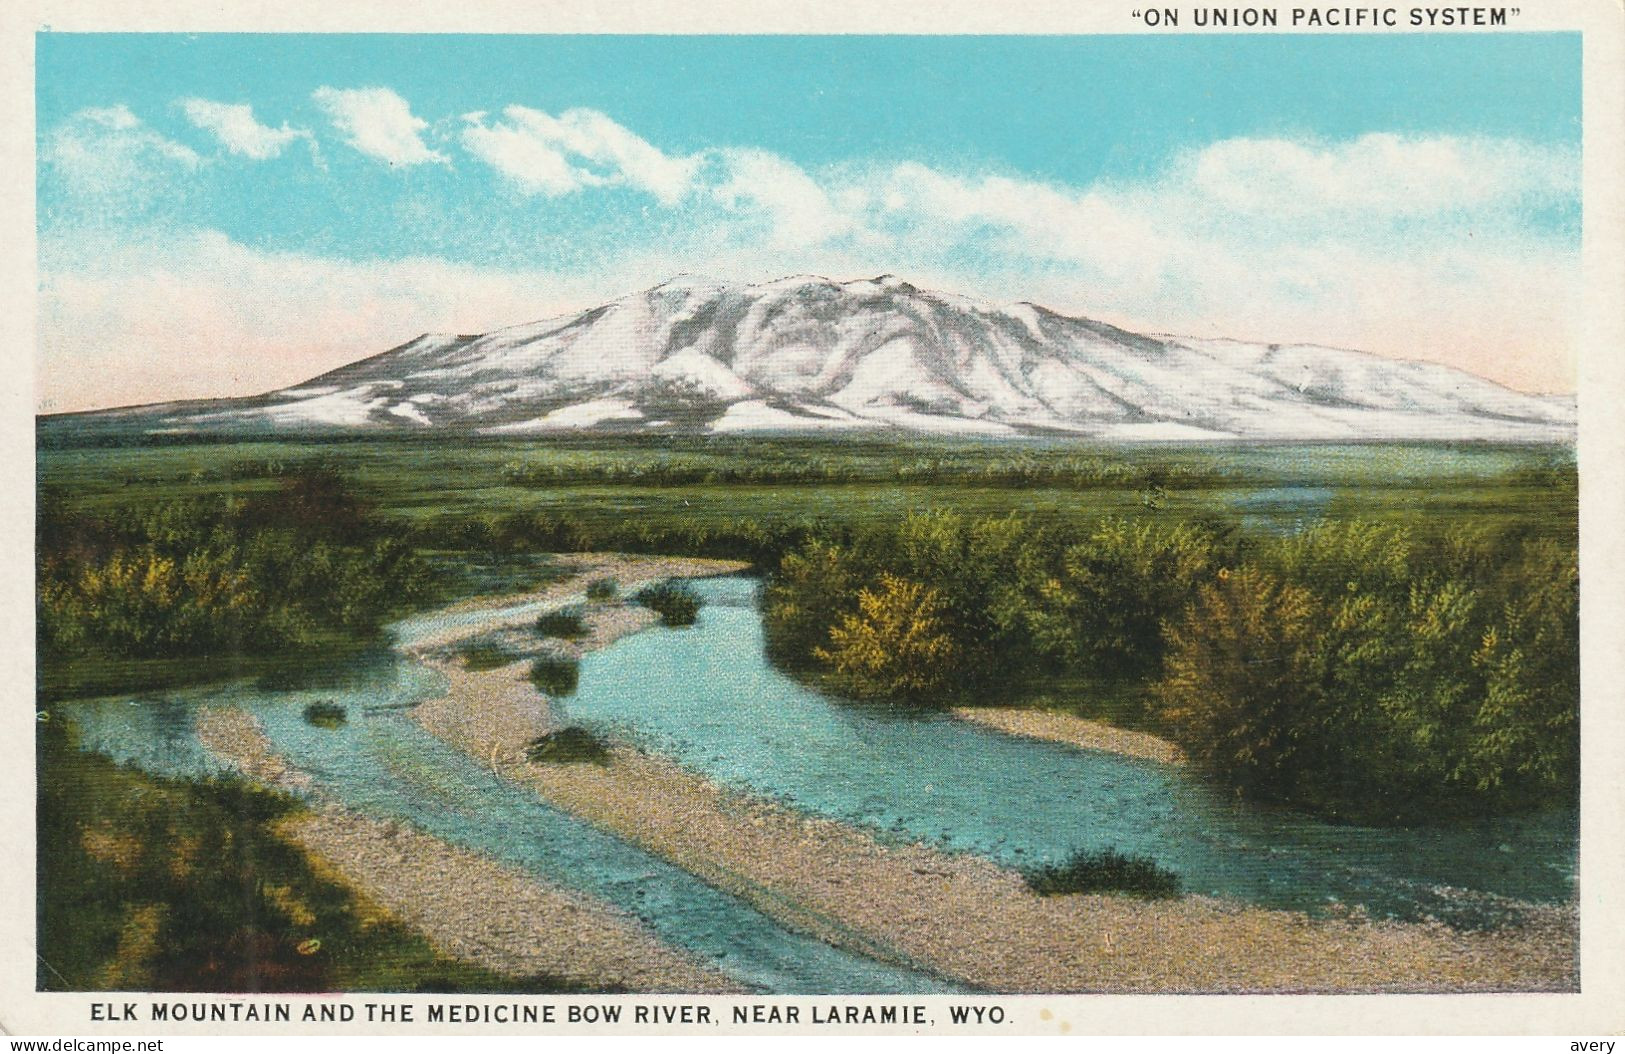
[649,273,724,292]
[66,274,1575,442]
[847,273,918,294]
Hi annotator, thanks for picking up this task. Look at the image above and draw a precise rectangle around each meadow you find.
[38,434,1572,550]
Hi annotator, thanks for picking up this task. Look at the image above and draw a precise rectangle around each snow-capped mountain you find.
[67,274,1575,441]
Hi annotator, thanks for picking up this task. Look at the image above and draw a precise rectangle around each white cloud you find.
[461,106,696,204]
[841,133,1576,261]
[459,110,586,196]
[179,98,310,160]
[457,106,858,250]
[37,106,1582,407]
[312,87,445,166]
[811,137,1579,391]
[42,104,202,199]
[38,229,604,413]
[1176,133,1576,220]
[703,149,859,249]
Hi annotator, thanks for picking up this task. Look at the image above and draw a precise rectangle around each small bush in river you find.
[529,656,579,697]
[584,578,618,602]
[302,701,347,729]
[1023,849,1180,899]
[458,642,522,671]
[524,727,610,765]
[534,607,587,640]
[633,581,702,627]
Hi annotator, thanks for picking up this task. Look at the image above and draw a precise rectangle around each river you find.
[60,572,1577,993]
[555,577,1577,929]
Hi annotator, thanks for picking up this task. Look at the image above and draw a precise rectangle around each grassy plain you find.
[37,434,1573,539]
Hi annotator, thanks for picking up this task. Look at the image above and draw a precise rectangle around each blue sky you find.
[36,33,1582,411]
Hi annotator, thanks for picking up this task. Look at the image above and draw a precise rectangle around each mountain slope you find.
[62,274,1575,441]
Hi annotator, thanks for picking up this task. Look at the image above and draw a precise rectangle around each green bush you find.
[762,509,1577,823]
[37,469,438,667]
[1154,566,1327,806]
[524,727,611,765]
[1153,529,1580,823]
[301,701,347,729]
[458,642,522,671]
[1023,849,1181,899]
[633,581,702,627]
[534,607,587,639]
[528,656,579,697]
[584,578,618,602]
[1024,519,1224,679]
[764,511,1049,694]
[762,541,859,671]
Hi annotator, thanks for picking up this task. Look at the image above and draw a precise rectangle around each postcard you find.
[3,0,1622,1038]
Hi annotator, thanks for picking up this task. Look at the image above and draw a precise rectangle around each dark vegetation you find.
[496,447,1229,491]
[528,656,580,698]
[301,702,347,729]
[524,727,611,766]
[534,607,587,639]
[36,719,582,992]
[634,581,702,627]
[458,641,523,671]
[408,512,819,569]
[584,578,618,601]
[1023,849,1181,899]
[762,511,1578,824]
[37,466,438,699]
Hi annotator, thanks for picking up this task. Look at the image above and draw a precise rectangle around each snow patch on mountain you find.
[648,346,755,402]
[83,274,1576,442]
[484,397,646,433]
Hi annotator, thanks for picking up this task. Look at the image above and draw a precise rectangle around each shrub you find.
[1154,529,1580,823]
[534,607,587,640]
[816,573,957,700]
[36,472,439,666]
[1025,519,1223,678]
[301,701,347,729]
[1023,849,1180,899]
[761,507,1578,822]
[35,718,577,993]
[1154,566,1327,806]
[762,541,858,669]
[524,727,610,765]
[528,656,579,697]
[633,581,702,627]
[458,642,522,671]
[584,578,618,602]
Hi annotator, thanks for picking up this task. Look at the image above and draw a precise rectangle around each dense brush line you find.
[496,452,1232,490]
[761,512,1578,825]
[37,468,438,661]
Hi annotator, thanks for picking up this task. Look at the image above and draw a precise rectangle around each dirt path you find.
[193,706,741,993]
[407,556,1578,994]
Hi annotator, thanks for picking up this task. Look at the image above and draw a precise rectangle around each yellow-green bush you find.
[816,573,958,699]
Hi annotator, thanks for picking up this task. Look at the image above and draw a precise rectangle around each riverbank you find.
[951,707,1186,766]
[404,553,751,652]
[407,555,1578,994]
[193,707,742,994]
